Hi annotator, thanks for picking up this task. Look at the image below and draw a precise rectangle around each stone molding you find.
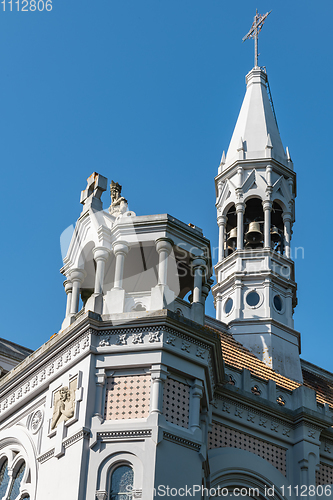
[163,431,201,451]
[93,325,216,393]
[97,429,152,441]
[37,449,55,463]
[63,428,90,449]
[214,397,292,441]
[37,427,90,463]
[0,331,90,418]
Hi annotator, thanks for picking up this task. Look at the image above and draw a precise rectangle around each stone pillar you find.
[103,241,129,314]
[69,269,86,315]
[262,200,272,249]
[235,202,245,250]
[234,278,243,318]
[94,368,106,419]
[283,212,292,259]
[88,246,110,315]
[217,215,227,261]
[191,257,207,324]
[63,280,73,318]
[156,238,173,286]
[201,279,213,307]
[215,292,222,320]
[190,380,203,431]
[113,241,129,289]
[150,239,175,311]
[150,364,168,414]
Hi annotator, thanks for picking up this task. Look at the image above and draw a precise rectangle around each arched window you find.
[110,465,133,500]
[0,458,10,497]
[8,462,26,500]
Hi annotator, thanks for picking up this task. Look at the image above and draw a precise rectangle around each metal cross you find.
[242,9,271,67]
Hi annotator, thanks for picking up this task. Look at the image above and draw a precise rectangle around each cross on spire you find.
[242,9,271,68]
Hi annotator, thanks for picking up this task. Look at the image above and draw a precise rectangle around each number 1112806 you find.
[1,0,52,11]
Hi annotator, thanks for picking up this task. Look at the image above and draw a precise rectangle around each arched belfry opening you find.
[225,204,237,255]
[244,198,264,250]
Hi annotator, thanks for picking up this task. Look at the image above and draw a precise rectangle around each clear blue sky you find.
[1,1,332,372]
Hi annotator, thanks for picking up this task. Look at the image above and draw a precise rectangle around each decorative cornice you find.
[37,449,55,463]
[97,429,152,441]
[163,432,201,451]
[63,428,90,448]
[0,332,91,417]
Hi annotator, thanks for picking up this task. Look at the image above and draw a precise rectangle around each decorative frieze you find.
[215,397,292,440]
[163,432,201,451]
[97,430,152,441]
[0,332,90,417]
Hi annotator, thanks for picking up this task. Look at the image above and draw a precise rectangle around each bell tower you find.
[212,15,302,382]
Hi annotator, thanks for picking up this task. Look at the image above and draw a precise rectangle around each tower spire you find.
[242,9,271,67]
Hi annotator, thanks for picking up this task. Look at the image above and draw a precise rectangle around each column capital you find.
[150,364,168,381]
[191,256,207,270]
[63,280,73,294]
[235,201,245,214]
[155,237,173,255]
[201,278,213,300]
[69,268,86,283]
[217,214,227,227]
[283,212,292,223]
[93,246,111,262]
[262,199,273,211]
[192,379,204,398]
[112,240,129,256]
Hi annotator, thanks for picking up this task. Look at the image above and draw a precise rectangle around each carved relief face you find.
[59,387,69,401]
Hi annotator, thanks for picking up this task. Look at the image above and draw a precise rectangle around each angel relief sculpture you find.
[51,379,77,430]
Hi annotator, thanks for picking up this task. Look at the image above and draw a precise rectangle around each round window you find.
[225,298,233,314]
[246,291,260,307]
[273,294,283,312]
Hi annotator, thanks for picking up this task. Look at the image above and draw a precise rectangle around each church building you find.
[1,12,333,500]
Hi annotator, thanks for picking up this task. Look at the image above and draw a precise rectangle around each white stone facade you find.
[1,61,333,500]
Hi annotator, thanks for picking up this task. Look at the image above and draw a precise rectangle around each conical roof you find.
[223,67,289,169]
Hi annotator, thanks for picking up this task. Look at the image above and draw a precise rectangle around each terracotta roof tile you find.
[205,324,333,407]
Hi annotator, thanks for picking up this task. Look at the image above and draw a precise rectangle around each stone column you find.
[113,241,129,289]
[215,292,222,320]
[150,238,175,312]
[283,212,292,259]
[262,200,272,248]
[91,246,110,315]
[155,238,173,286]
[201,278,213,307]
[94,368,106,419]
[235,202,245,250]
[217,215,227,261]
[190,379,203,431]
[63,280,73,317]
[191,257,207,324]
[69,269,86,314]
[150,364,168,414]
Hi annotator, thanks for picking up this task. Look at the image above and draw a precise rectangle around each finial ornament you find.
[242,9,271,68]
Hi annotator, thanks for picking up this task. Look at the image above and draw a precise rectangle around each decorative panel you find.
[316,462,333,486]
[163,378,190,428]
[104,374,150,420]
[208,423,286,476]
